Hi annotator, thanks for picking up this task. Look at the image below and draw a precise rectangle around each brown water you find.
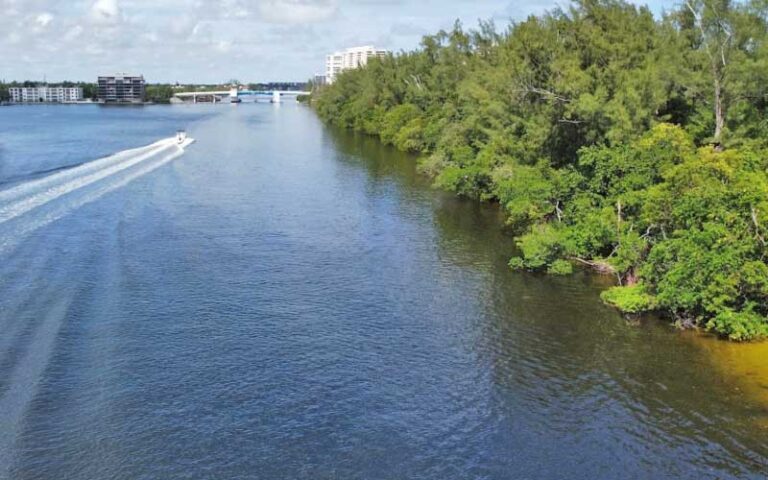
[0,104,766,479]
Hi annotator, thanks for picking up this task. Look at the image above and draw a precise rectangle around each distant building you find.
[326,52,343,84]
[325,46,388,84]
[9,86,83,103]
[97,74,145,104]
[313,74,327,87]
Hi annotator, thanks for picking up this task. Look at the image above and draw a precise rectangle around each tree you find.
[313,0,768,339]
[676,0,768,149]
[145,84,175,103]
[82,83,98,100]
[683,0,735,148]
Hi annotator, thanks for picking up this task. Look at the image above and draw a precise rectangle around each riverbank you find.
[313,1,768,341]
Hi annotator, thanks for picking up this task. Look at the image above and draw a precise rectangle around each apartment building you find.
[313,74,327,87]
[325,46,388,84]
[97,74,145,104]
[9,86,83,103]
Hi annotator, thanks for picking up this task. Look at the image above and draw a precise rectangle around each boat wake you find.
[0,136,194,255]
[0,136,194,475]
[0,296,73,480]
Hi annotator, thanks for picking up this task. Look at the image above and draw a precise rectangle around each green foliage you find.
[81,83,98,100]
[145,84,175,104]
[601,284,658,313]
[513,223,567,270]
[706,308,768,341]
[508,256,526,270]
[314,0,768,339]
[639,147,768,331]
[380,103,423,149]
[494,164,560,228]
[548,259,574,275]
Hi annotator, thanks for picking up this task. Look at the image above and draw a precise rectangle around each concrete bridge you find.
[173,88,310,104]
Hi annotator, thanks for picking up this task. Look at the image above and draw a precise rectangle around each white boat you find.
[176,130,195,148]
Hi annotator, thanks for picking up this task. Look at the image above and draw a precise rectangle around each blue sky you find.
[1,0,677,83]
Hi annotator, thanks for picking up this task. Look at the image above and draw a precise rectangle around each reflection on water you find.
[686,333,768,426]
[331,126,768,476]
[0,104,766,479]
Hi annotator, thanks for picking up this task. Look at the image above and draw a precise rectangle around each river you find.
[0,104,766,479]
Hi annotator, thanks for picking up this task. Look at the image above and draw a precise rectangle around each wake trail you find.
[0,140,177,225]
[0,139,170,205]
[0,248,57,376]
[0,296,72,480]
[0,145,187,256]
[0,142,190,475]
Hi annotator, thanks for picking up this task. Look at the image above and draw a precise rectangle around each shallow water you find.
[0,104,766,479]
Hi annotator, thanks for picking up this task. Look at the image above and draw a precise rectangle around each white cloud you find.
[89,0,122,25]
[190,21,214,42]
[257,0,336,24]
[142,31,159,43]
[6,32,21,44]
[220,0,251,18]
[215,39,233,52]
[64,25,84,41]
[169,14,197,38]
[0,0,677,83]
[35,12,54,28]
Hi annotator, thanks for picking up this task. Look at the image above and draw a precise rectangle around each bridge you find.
[173,87,310,104]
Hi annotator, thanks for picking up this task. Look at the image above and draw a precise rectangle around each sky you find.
[1,0,676,84]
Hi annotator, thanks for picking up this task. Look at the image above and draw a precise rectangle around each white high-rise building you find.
[325,46,389,84]
[326,52,343,84]
[9,86,83,103]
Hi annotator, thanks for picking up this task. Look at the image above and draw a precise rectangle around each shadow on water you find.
[325,125,768,477]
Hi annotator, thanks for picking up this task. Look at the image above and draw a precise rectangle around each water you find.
[0,104,766,479]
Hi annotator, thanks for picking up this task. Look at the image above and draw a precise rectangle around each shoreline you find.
[318,120,768,344]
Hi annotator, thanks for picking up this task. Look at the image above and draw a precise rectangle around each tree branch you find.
[516,85,572,103]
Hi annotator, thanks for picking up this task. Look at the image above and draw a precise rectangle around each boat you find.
[175,130,195,148]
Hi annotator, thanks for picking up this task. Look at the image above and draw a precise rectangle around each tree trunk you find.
[713,72,725,151]
[625,268,639,286]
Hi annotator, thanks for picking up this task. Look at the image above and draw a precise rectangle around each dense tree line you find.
[315,0,768,340]
[145,84,175,103]
[247,82,308,91]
